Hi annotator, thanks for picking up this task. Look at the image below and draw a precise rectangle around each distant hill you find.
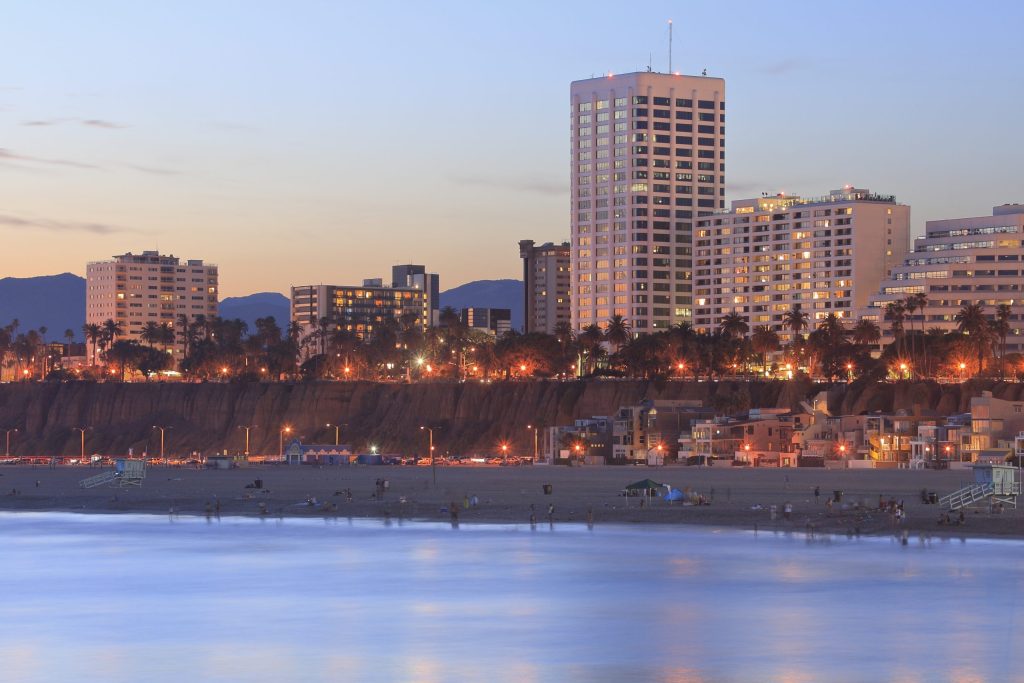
[440,279,523,332]
[0,274,525,339]
[219,292,290,331]
[0,273,85,338]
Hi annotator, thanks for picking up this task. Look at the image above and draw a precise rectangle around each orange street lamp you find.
[279,426,292,459]
[527,424,540,463]
[500,441,510,462]
[326,422,346,446]
[152,425,171,460]
[421,426,438,487]
[73,426,88,464]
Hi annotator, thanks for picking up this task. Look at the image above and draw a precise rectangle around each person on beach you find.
[547,504,554,524]
[783,501,792,521]
[586,507,594,528]
[814,485,820,503]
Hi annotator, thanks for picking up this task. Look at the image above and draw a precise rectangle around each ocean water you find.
[1,513,1022,683]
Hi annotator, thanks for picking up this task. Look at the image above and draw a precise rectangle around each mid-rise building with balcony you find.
[692,187,910,340]
[865,203,1024,351]
[85,250,218,360]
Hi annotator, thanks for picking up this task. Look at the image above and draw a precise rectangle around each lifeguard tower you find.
[939,464,1020,510]
[79,459,147,489]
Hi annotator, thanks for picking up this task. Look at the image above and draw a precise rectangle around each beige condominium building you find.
[864,203,1024,350]
[693,187,909,341]
[86,250,218,359]
[519,240,570,334]
[570,71,725,334]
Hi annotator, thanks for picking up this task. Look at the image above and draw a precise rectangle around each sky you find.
[1,1,1022,297]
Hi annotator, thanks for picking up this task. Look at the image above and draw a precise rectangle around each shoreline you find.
[0,464,1018,540]
[1,505,1013,545]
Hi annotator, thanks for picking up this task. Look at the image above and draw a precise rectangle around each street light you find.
[421,426,438,487]
[4,428,17,458]
[152,425,171,460]
[279,426,292,459]
[238,424,256,456]
[326,422,347,446]
[73,427,87,464]
[526,424,540,463]
[500,441,509,463]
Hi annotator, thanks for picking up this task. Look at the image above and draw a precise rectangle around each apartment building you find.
[290,279,428,340]
[518,240,570,334]
[85,251,218,359]
[570,71,726,333]
[461,307,512,336]
[691,187,909,340]
[865,204,1024,351]
[391,265,439,326]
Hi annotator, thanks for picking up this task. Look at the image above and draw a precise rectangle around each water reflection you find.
[1,513,1022,683]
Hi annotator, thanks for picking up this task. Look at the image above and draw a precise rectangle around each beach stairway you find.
[79,470,118,489]
[939,482,993,510]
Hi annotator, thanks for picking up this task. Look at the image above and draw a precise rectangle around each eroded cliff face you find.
[0,378,1014,457]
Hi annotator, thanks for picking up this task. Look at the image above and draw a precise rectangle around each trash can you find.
[833,490,843,503]
[543,484,552,495]
[929,492,939,504]
[255,478,263,490]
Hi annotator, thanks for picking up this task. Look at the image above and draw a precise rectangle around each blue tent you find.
[663,488,684,502]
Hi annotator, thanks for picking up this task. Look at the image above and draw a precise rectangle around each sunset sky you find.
[2,1,1022,297]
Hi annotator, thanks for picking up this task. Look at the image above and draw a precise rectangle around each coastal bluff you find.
[0,378,1015,457]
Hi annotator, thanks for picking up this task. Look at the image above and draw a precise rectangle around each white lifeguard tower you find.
[939,463,1020,510]
[78,459,147,489]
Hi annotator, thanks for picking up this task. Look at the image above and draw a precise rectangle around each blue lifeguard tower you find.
[940,464,1020,510]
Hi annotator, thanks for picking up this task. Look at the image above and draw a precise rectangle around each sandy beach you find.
[0,464,1019,539]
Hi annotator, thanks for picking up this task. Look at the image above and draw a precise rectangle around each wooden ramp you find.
[939,483,993,510]
[79,470,118,489]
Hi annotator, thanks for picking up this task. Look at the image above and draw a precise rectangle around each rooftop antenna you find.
[647,53,652,72]
[668,19,673,74]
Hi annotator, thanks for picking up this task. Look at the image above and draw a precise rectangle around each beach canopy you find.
[663,488,684,502]
[623,478,663,492]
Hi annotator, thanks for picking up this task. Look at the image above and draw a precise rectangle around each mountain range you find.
[0,274,524,339]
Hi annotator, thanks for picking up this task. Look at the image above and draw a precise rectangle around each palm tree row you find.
[9,293,1023,382]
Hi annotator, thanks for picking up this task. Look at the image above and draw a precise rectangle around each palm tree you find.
[750,325,780,376]
[781,304,809,344]
[140,321,162,348]
[604,314,631,352]
[955,302,989,376]
[718,312,749,341]
[62,328,74,362]
[577,324,604,375]
[904,295,919,367]
[82,323,102,367]
[101,318,123,344]
[851,319,881,349]
[993,303,1012,380]
[884,301,907,358]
